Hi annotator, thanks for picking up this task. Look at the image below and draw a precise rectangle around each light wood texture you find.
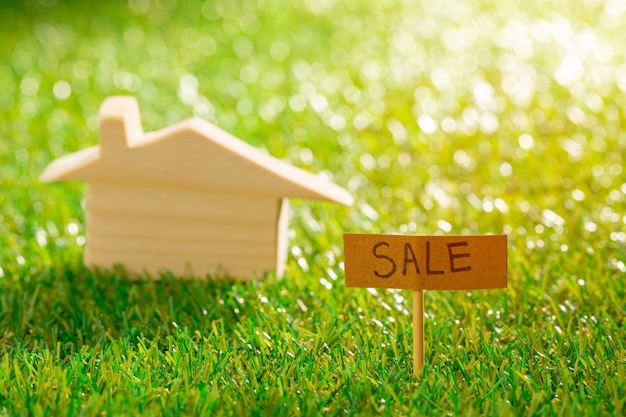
[84,183,281,278]
[40,96,353,279]
[413,289,424,375]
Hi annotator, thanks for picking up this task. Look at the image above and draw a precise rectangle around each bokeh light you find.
[0,0,624,294]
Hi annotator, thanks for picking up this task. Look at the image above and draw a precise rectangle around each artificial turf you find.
[0,0,625,415]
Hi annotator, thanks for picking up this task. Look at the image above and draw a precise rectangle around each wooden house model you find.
[40,96,353,279]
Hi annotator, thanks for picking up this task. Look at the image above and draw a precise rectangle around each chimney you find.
[98,96,143,156]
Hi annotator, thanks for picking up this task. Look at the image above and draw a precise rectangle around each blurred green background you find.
[0,0,624,415]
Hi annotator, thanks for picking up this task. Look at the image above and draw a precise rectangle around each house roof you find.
[40,96,354,206]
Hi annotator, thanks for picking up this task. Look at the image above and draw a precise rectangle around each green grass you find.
[1,0,625,415]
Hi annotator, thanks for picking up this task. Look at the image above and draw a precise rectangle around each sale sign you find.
[343,234,507,291]
[343,233,508,374]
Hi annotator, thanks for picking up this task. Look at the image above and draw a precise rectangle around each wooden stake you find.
[413,289,424,374]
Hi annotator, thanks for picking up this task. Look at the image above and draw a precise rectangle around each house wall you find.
[84,183,286,279]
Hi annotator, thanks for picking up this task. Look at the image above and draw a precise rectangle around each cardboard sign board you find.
[343,234,507,291]
[343,232,508,375]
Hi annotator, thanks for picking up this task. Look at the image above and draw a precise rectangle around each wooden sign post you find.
[343,233,507,374]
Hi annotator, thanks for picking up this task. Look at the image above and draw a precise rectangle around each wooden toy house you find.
[40,96,353,279]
